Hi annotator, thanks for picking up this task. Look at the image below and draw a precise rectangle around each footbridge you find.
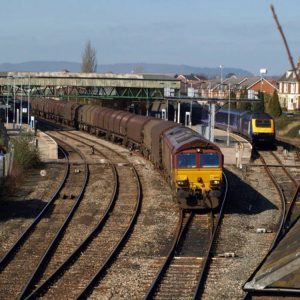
[0,71,180,100]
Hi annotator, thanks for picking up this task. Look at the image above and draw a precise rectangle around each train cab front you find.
[251,116,276,147]
[174,149,223,210]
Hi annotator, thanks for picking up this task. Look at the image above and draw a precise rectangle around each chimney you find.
[297,57,300,69]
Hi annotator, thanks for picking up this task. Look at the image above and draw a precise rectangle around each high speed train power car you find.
[31,98,224,209]
[215,108,275,145]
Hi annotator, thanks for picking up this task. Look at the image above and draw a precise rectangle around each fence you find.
[0,150,14,180]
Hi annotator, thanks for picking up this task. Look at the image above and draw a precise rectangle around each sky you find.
[0,0,299,75]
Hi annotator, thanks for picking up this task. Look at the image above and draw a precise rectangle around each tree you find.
[251,91,265,112]
[237,88,251,111]
[229,90,237,109]
[267,90,282,118]
[81,40,97,73]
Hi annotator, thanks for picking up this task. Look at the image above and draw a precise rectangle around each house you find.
[175,74,206,96]
[199,75,278,100]
[278,59,300,111]
[245,77,278,99]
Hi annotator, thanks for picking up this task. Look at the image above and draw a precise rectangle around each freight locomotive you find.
[31,98,224,209]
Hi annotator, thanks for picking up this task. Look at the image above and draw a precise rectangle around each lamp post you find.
[227,83,231,146]
[20,78,23,127]
[13,77,16,128]
[6,77,10,125]
[220,64,223,84]
[28,76,30,125]
[220,64,223,98]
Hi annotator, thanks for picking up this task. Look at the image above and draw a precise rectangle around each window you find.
[255,119,271,128]
[200,153,220,168]
[177,153,197,168]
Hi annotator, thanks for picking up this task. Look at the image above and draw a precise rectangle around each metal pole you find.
[208,103,211,141]
[227,84,231,146]
[166,98,168,120]
[220,65,223,84]
[28,76,30,125]
[190,99,193,126]
[6,77,9,125]
[220,65,223,98]
[210,103,215,142]
[177,101,181,124]
[13,77,16,128]
[20,78,23,127]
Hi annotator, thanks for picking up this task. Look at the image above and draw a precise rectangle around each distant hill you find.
[0,61,253,77]
[0,61,80,72]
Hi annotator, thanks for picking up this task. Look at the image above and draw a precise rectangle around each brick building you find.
[278,59,300,111]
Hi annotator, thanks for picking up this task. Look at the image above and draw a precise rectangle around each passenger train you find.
[214,108,275,145]
[31,98,224,210]
[149,101,276,146]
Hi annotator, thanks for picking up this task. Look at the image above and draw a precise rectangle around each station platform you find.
[4,123,58,161]
[192,126,252,167]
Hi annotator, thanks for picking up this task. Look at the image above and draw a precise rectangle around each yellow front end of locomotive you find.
[174,151,223,208]
[252,119,275,134]
[175,168,223,195]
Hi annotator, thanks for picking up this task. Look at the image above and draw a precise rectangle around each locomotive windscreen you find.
[177,153,197,168]
[200,153,220,168]
[255,119,271,128]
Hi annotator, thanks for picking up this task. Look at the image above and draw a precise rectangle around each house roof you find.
[175,74,203,81]
[247,77,278,90]
[278,69,300,82]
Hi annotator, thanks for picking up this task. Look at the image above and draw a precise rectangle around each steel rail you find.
[193,171,229,299]
[19,137,89,299]
[143,209,190,299]
[25,146,119,299]
[242,146,300,298]
[269,151,299,228]
[76,165,142,299]
[259,152,287,249]
[0,145,69,271]
[270,151,298,187]
[242,151,288,299]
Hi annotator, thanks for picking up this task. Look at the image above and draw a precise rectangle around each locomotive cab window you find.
[200,153,220,168]
[177,153,197,168]
[255,119,271,128]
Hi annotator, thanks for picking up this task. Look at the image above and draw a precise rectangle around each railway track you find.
[0,162,67,259]
[0,142,88,299]
[22,129,142,299]
[240,147,300,300]
[258,150,299,206]
[143,173,228,299]
[203,161,284,299]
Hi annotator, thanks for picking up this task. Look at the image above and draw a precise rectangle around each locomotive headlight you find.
[177,180,188,186]
[210,180,220,185]
[177,175,188,187]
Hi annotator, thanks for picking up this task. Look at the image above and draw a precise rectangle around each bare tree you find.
[81,40,97,73]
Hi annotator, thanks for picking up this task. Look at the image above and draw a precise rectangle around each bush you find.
[12,132,40,169]
[0,122,8,153]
